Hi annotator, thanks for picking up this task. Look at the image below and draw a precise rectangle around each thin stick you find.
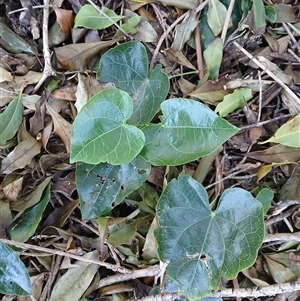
[194,23,204,79]
[287,22,300,36]
[150,0,209,69]
[205,163,260,189]
[130,281,300,300]
[239,113,295,130]
[221,0,235,42]
[0,238,130,273]
[9,5,53,14]
[233,41,300,106]
[264,233,300,243]
[257,71,262,122]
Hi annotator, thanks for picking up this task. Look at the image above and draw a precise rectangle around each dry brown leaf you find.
[164,48,196,70]
[0,199,13,232]
[0,139,42,174]
[189,78,232,104]
[54,40,116,71]
[245,144,300,164]
[50,84,77,101]
[0,66,13,83]
[41,119,53,152]
[46,103,72,153]
[53,7,74,39]
[10,177,51,212]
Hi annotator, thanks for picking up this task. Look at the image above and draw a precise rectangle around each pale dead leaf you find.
[2,176,23,202]
[75,73,89,113]
[0,66,13,83]
[50,84,77,101]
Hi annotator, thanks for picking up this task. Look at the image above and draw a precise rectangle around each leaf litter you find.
[0,0,300,300]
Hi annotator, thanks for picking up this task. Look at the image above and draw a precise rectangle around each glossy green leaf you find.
[203,38,223,80]
[260,114,300,147]
[0,92,23,146]
[140,98,239,166]
[265,6,277,23]
[76,156,150,219]
[255,188,274,215]
[98,41,169,124]
[207,0,230,36]
[9,183,51,242]
[74,5,123,30]
[0,241,32,296]
[70,88,145,165]
[155,175,264,300]
[215,88,253,117]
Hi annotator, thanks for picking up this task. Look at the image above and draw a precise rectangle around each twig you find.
[233,41,300,106]
[32,0,55,94]
[265,208,296,227]
[287,22,300,36]
[239,113,295,130]
[257,71,262,122]
[0,238,131,273]
[282,23,297,44]
[40,255,63,301]
[9,5,53,14]
[205,162,260,189]
[264,233,300,243]
[194,22,204,79]
[150,0,209,69]
[85,0,132,39]
[130,281,300,300]
[97,265,161,289]
[221,0,235,42]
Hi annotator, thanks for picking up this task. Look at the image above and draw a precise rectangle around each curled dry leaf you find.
[46,102,72,153]
[53,7,75,39]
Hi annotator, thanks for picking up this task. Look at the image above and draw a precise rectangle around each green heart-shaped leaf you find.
[70,88,145,165]
[98,41,169,124]
[140,98,239,166]
[76,156,150,219]
[155,175,264,300]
